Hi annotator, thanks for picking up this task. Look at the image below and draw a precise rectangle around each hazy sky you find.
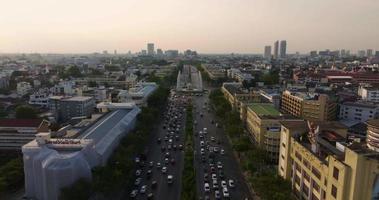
[0,0,378,54]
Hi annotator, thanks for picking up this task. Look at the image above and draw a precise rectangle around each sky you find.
[0,0,378,54]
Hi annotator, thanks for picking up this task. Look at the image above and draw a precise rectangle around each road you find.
[128,93,187,200]
[192,92,252,200]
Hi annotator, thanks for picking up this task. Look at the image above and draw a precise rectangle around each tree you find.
[66,66,83,78]
[59,178,92,200]
[15,106,38,119]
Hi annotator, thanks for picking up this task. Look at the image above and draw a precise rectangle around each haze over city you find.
[1,0,378,54]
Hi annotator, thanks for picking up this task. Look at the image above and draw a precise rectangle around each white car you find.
[213,179,218,189]
[130,189,138,198]
[222,188,229,197]
[204,183,210,192]
[221,149,225,155]
[215,190,221,199]
[162,166,167,173]
[212,174,217,180]
[134,178,141,186]
[221,180,227,188]
[140,185,147,194]
[228,179,235,188]
[136,169,142,176]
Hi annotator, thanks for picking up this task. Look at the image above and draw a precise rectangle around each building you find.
[165,50,179,58]
[358,50,366,57]
[280,40,287,58]
[176,65,203,93]
[23,106,141,200]
[48,96,95,122]
[279,120,379,200]
[274,40,279,59]
[221,82,261,112]
[264,46,272,60]
[366,119,379,151]
[0,74,10,89]
[367,49,373,57]
[339,101,379,124]
[17,82,32,96]
[118,82,158,105]
[29,92,50,107]
[281,90,337,121]
[156,48,163,57]
[259,88,281,109]
[245,103,298,161]
[0,119,49,150]
[201,64,226,81]
[358,84,379,102]
[147,43,154,55]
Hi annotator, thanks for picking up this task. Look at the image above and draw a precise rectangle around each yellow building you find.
[221,82,261,114]
[279,120,379,200]
[281,90,337,121]
[245,103,299,161]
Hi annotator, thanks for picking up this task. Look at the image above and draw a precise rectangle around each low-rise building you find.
[339,101,379,123]
[221,82,261,113]
[245,103,299,161]
[202,64,226,80]
[23,106,140,200]
[281,90,337,121]
[48,96,95,122]
[279,120,379,200]
[0,119,49,150]
[17,82,32,96]
[358,84,379,102]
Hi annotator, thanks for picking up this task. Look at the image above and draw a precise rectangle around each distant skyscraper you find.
[367,49,373,57]
[310,51,317,57]
[264,46,271,59]
[358,50,366,57]
[141,50,147,55]
[280,40,287,58]
[114,50,117,55]
[376,51,379,57]
[274,41,279,59]
[157,48,163,56]
[147,43,154,55]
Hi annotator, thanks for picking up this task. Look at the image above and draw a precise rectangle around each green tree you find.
[66,66,83,78]
[59,178,92,200]
[15,105,38,119]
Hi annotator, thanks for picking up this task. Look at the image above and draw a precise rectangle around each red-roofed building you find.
[0,119,49,150]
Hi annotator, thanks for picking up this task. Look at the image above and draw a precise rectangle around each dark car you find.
[152,181,157,189]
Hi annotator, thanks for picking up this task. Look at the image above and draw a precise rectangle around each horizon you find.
[0,0,378,54]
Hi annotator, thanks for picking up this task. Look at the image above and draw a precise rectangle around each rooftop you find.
[249,103,280,116]
[367,119,379,128]
[0,119,43,128]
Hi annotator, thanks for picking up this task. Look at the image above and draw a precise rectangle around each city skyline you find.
[0,0,379,54]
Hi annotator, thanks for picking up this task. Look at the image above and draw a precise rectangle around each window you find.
[331,185,337,198]
[312,167,321,179]
[295,151,302,161]
[282,142,286,147]
[295,174,300,185]
[303,159,311,169]
[312,192,319,200]
[313,181,320,193]
[303,184,309,196]
[333,167,339,180]
[304,172,310,182]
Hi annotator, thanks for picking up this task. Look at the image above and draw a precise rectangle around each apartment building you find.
[278,120,379,200]
[358,84,379,102]
[339,101,379,123]
[221,82,261,112]
[245,103,298,161]
[281,90,337,121]
[48,96,95,122]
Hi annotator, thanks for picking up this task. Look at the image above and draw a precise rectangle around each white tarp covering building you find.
[22,107,141,200]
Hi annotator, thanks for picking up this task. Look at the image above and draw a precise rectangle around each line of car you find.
[195,102,235,200]
[130,93,188,199]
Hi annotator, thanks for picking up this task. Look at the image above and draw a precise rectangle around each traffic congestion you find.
[130,91,188,200]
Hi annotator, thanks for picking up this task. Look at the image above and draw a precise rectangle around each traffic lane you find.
[202,98,251,200]
[193,95,251,200]
[135,103,186,200]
